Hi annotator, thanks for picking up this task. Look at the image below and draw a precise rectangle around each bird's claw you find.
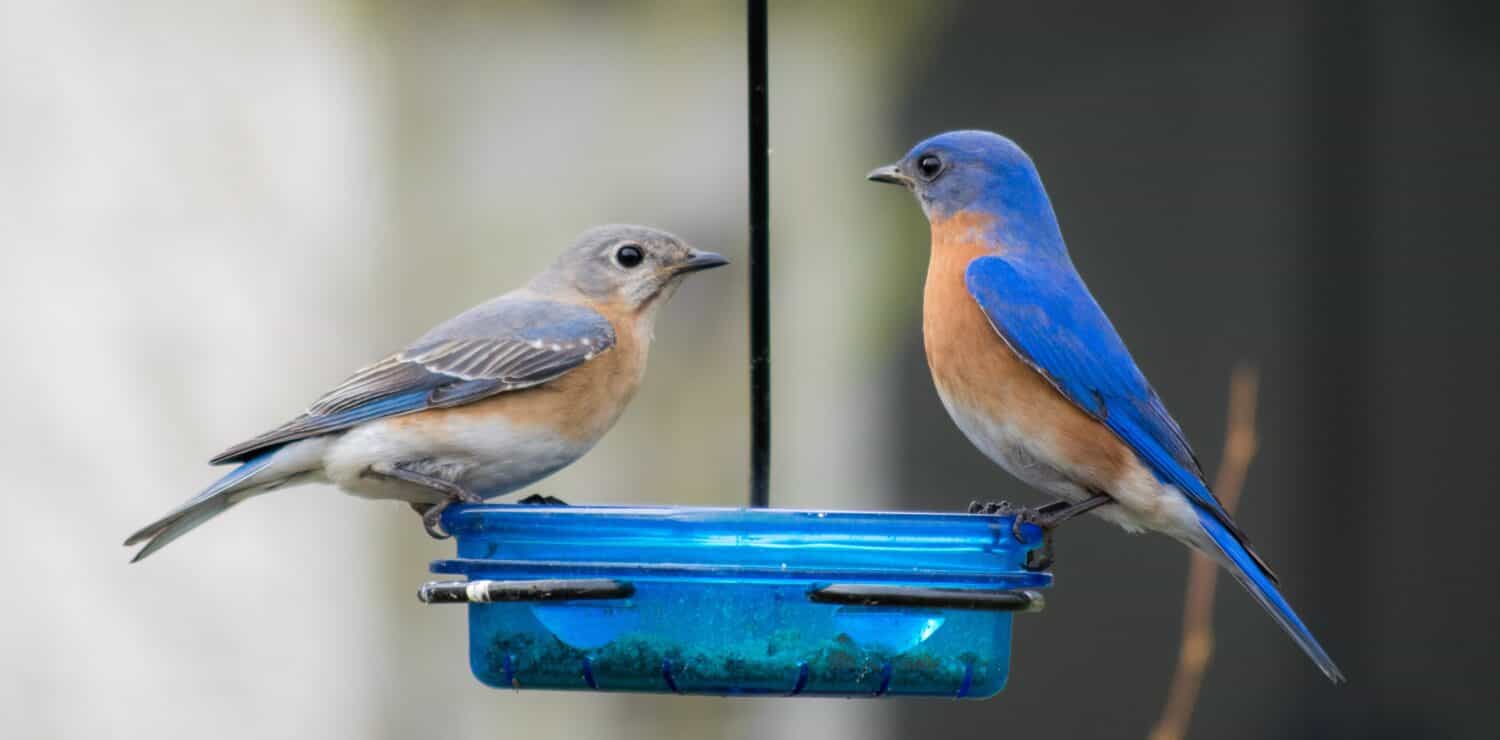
[968,500,1059,571]
[1009,505,1056,544]
[974,493,1112,571]
[968,499,1017,516]
[967,500,1052,541]
[421,503,451,539]
[517,493,569,506]
[411,490,484,540]
[367,462,482,540]
[1023,533,1055,572]
[416,491,563,538]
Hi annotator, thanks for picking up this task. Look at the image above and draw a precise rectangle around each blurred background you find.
[2,1,1496,738]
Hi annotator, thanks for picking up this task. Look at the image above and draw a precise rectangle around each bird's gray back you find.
[417,294,612,347]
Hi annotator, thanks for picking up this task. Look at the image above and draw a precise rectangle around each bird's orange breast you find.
[923,211,1132,487]
[922,212,1029,414]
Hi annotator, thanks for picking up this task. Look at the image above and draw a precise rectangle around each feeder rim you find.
[445,502,1048,525]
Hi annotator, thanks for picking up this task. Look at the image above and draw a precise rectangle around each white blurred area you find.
[0,2,929,738]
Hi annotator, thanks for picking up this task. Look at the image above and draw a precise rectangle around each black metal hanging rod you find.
[747,0,771,508]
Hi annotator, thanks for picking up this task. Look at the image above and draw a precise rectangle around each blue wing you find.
[964,256,1240,532]
[964,256,1348,680]
[211,298,615,464]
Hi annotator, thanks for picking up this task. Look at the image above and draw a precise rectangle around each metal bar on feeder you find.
[747,0,771,508]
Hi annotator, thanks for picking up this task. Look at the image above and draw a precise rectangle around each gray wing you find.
[210,298,616,465]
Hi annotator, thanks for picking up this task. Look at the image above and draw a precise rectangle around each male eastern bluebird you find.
[125,225,727,562]
[869,130,1344,683]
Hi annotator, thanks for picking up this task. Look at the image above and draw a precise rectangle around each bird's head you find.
[868,131,1060,249]
[536,224,728,314]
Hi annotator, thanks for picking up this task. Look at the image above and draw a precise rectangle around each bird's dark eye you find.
[614,244,645,268]
[916,154,944,180]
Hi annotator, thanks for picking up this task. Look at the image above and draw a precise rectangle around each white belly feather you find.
[321,415,591,503]
[935,385,1092,499]
[934,383,1204,541]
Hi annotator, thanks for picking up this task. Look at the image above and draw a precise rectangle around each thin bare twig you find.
[1148,365,1260,740]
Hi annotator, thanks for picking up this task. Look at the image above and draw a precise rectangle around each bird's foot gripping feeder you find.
[420,504,1050,698]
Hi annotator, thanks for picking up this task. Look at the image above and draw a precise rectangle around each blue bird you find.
[125,225,727,562]
[869,130,1344,683]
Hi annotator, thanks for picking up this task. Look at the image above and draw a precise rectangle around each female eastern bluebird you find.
[125,225,726,562]
[869,130,1344,683]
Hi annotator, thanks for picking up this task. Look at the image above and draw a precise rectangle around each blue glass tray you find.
[422,504,1050,699]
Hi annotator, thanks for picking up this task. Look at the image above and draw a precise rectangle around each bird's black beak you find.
[675,250,730,275]
[866,164,914,188]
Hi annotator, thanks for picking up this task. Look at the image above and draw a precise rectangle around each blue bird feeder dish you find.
[420,504,1050,699]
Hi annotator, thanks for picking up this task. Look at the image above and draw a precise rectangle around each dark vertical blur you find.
[885,2,1500,738]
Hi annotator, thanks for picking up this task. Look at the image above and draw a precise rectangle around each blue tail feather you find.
[1196,507,1346,684]
[124,448,281,562]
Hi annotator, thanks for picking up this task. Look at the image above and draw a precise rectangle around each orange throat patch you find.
[922,211,1003,407]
